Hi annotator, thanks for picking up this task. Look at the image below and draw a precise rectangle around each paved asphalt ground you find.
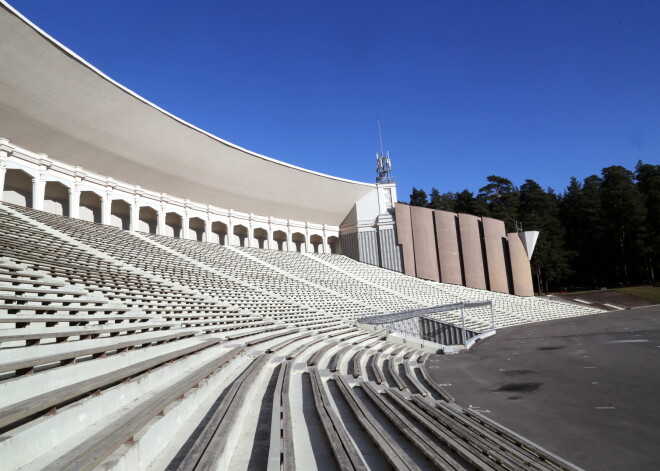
[427,305,660,471]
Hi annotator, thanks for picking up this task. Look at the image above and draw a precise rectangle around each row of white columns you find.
[0,171,336,254]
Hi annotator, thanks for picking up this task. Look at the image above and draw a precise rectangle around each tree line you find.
[406,162,659,294]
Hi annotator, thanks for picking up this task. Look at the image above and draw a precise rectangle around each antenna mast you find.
[375,118,395,184]
[377,118,385,156]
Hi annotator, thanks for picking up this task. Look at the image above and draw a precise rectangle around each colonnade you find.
[0,139,341,254]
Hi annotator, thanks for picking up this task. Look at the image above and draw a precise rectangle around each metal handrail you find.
[357,301,495,347]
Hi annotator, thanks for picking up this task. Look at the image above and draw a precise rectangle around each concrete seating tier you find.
[0,203,591,470]
[314,252,602,329]
[149,234,378,318]
[0,206,236,321]
[5,204,307,319]
[242,246,426,315]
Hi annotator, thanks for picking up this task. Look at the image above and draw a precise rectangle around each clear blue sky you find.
[9,0,660,200]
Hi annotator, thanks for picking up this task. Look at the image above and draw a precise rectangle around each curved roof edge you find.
[0,0,372,187]
[0,1,376,225]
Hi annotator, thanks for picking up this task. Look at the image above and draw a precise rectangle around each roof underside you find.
[0,2,374,225]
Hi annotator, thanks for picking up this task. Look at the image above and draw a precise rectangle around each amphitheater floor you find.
[427,305,660,471]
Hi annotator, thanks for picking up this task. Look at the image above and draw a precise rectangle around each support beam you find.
[69,188,80,219]
[266,228,273,250]
[101,196,111,225]
[0,165,6,201]
[129,200,139,232]
[182,213,190,240]
[34,175,46,210]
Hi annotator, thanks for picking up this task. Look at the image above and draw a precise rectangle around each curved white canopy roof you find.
[0,1,375,225]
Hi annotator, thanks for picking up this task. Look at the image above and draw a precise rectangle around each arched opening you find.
[110,200,131,230]
[164,212,182,238]
[210,221,227,245]
[138,206,158,234]
[328,236,340,254]
[273,230,287,251]
[3,169,33,207]
[253,228,268,249]
[189,217,205,241]
[310,234,323,253]
[233,224,248,247]
[79,191,102,223]
[291,232,306,253]
[43,181,69,216]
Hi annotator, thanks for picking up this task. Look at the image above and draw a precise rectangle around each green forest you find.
[406,162,660,294]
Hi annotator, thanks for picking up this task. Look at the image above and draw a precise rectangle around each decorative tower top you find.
[376,118,395,184]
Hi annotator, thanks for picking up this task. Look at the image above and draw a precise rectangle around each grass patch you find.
[612,286,660,304]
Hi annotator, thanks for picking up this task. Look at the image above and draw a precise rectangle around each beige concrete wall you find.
[394,203,416,276]
[433,210,463,285]
[410,205,440,281]
[482,217,509,293]
[507,232,535,296]
[458,213,487,290]
[395,204,535,297]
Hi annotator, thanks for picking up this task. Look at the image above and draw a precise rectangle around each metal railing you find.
[358,301,495,347]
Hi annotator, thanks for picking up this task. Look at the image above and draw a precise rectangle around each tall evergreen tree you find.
[478,176,519,231]
[518,180,571,293]
[428,188,457,211]
[409,187,429,207]
[600,166,647,284]
[451,189,488,216]
[635,161,660,283]
[560,175,607,287]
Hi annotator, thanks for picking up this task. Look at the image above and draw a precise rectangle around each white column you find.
[322,228,328,253]
[69,187,80,219]
[158,207,166,236]
[205,216,212,243]
[182,212,190,240]
[0,141,8,201]
[227,219,234,246]
[0,147,7,200]
[0,163,6,201]
[130,199,139,232]
[101,195,111,225]
[304,227,312,254]
[32,172,46,210]
[266,226,273,250]
[247,223,254,248]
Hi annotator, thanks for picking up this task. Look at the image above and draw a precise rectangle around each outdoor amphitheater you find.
[1,2,659,470]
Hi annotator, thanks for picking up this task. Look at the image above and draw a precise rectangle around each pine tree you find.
[635,161,660,283]
[600,166,647,284]
[428,188,457,211]
[452,189,489,216]
[560,175,607,287]
[409,187,429,207]
[519,180,571,293]
[478,176,519,231]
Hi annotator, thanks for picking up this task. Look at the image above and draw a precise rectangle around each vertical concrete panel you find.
[394,203,416,276]
[339,232,359,261]
[507,232,535,296]
[433,210,463,285]
[482,217,509,293]
[379,228,402,272]
[410,205,440,282]
[458,213,487,290]
[358,231,380,266]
